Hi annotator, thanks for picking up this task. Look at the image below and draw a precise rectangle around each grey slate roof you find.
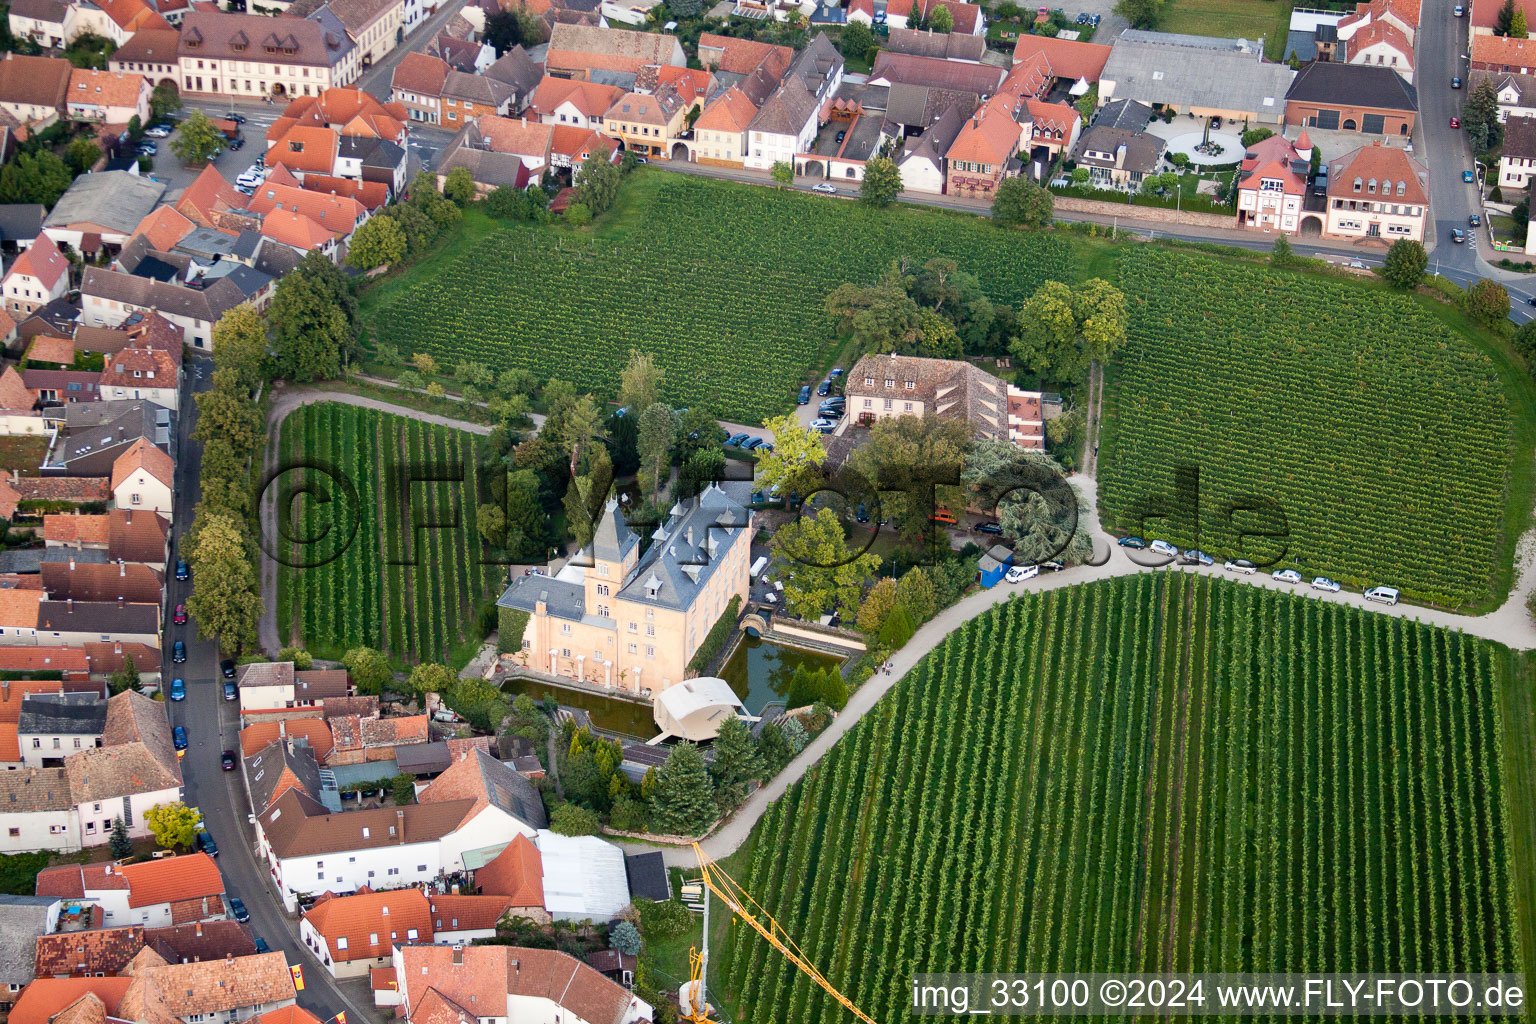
[497,572,587,622]
[591,500,639,563]
[469,747,546,828]
[36,601,160,635]
[1284,60,1418,112]
[0,894,59,987]
[883,26,987,61]
[1100,29,1295,118]
[18,691,108,736]
[614,486,748,611]
[44,172,165,236]
[81,266,251,326]
[245,738,323,813]
[338,134,406,170]
[442,69,517,108]
[1074,124,1165,173]
[1094,97,1153,131]
[484,45,544,96]
[898,101,967,168]
[0,204,45,245]
[623,852,670,901]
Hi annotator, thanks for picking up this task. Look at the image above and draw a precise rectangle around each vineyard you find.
[274,402,497,665]
[1098,246,1521,610]
[358,174,1070,423]
[715,575,1527,1022]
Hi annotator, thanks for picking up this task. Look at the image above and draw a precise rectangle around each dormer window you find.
[1352,177,1362,192]
[885,378,895,388]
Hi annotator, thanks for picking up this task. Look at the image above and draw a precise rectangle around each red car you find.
[173,603,187,625]
[1450,116,1461,128]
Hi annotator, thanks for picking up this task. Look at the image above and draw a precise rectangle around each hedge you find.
[687,595,741,674]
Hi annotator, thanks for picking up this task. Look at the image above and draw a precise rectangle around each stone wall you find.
[1052,195,1237,230]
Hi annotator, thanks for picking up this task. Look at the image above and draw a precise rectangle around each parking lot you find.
[136,106,275,204]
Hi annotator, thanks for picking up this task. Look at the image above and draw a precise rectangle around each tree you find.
[563,446,614,551]
[856,576,898,634]
[780,716,809,754]
[824,264,925,356]
[108,817,132,859]
[680,447,726,497]
[841,19,875,60]
[1382,238,1428,289]
[150,82,180,122]
[859,156,902,207]
[171,110,224,165]
[1498,0,1517,34]
[193,377,263,454]
[392,773,417,805]
[895,566,937,623]
[277,646,313,669]
[347,214,407,270]
[550,802,604,835]
[709,716,763,810]
[755,415,826,494]
[771,506,882,621]
[647,742,715,836]
[210,307,270,392]
[477,503,508,547]
[564,202,592,227]
[1465,79,1503,154]
[757,720,794,774]
[1467,279,1511,329]
[408,663,456,698]
[1271,233,1294,267]
[610,920,642,956]
[442,166,476,206]
[928,3,953,30]
[992,176,1053,228]
[1115,0,1163,28]
[1516,7,1529,36]
[504,469,547,559]
[144,802,201,850]
[848,413,972,540]
[618,348,665,415]
[186,514,260,656]
[109,654,140,695]
[0,151,72,207]
[1241,126,1275,148]
[577,147,621,214]
[343,647,394,695]
[1009,277,1127,385]
[484,8,542,53]
[771,160,794,187]
[1518,318,1536,366]
[66,136,100,175]
[636,402,678,497]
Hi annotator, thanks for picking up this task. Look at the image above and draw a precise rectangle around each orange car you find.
[931,508,958,525]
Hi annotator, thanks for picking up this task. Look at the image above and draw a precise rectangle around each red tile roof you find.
[304,889,433,963]
[67,69,148,111]
[946,93,1025,166]
[8,978,133,1024]
[240,718,334,761]
[1012,34,1110,82]
[274,89,408,142]
[25,333,75,365]
[296,174,390,210]
[528,76,624,120]
[391,52,450,98]
[117,853,223,909]
[694,85,758,134]
[132,206,195,252]
[427,894,512,932]
[35,926,146,978]
[399,945,642,1024]
[247,181,364,238]
[472,834,544,907]
[8,232,68,290]
[111,437,173,490]
[263,126,339,176]
[696,33,792,75]
[173,164,242,229]
[475,113,552,158]
[1348,17,1414,64]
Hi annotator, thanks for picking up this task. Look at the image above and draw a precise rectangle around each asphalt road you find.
[1421,4,1483,269]
[164,361,372,1024]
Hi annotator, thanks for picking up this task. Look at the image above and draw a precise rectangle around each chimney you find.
[69,557,75,571]
[396,808,405,844]
[67,598,73,613]
[118,596,124,609]
[195,922,202,937]
[452,945,464,965]
[119,561,126,577]
[1114,142,1127,170]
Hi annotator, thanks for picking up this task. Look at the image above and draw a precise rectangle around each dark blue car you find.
[172,640,186,663]
[817,380,831,396]
[1118,536,1147,549]
[798,385,811,405]
[725,432,750,448]
[228,897,249,923]
[175,559,189,581]
[169,678,186,701]
[173,725,187,750]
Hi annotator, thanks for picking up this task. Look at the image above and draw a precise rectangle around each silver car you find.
[1272,569,1302,584]
[1311,577,1342,593]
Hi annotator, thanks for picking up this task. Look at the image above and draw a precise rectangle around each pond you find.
[500,677,661,740]
[718,635,846,716]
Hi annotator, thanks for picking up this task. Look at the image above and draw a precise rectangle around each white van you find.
[1364,586,1399,606]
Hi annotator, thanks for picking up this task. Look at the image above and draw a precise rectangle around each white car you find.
[811,183,838,194]
[1364,586,1399,606]
[1311,577,1342,593]
[1224,559,1257,575]
[1005,564,1039,584]
[1272,569,1302,584]
[144,125,172,138]
[809,417,835,433]
[1149,539,1179,556]
[236,169,265,190]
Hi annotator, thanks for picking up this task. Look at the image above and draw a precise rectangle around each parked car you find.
[172,640,186,663]
[222,749,237,770]
[1470,213,1481,226]
[1311,576,1342,593]
[1455,3,1465,13]
[169,678,185,701]
[1272,568,1302,584]
[1149,539,1180,556]
[725,432,750,447]
[976,522,1003,535]
[1180,548,1215,566]
[742,436,765,450]
[1040,560,1065,572]
[1449,116,1461,128]
[1463,169,1476,183]
[835,129,846,144]
[1118,536,1147,549]
[175,559,189,581]
[1224,559,1257,575]
[196,830,218,856]
[144,124,172,138]
[1452,228,1466,243]
[758,442,774,453]
[811,183,837,194]
[810,418,836,433]
[224,680,237,701]
[221,659,236,680]
[634,156,648,164]
[228,136,244,151]
[817,379,832,396]
[172,725,187,751]
[224,111,247,124]
[1005,564,1040,584]
[1364,585,1399,605]
[798,385,811,404]
[1452,76,1462,88]
[830,367,844,378]
[228,897,249,923]
[173,603,187,625]
[931,507,958,525]
[135,142,158,155]
[253,938,270,954]
[236,170,264,190]
[855,503,870,523]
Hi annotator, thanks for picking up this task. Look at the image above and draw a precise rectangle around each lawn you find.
[0,435,49,477]
[1097,245,1528,612]
[1157,0,1295,60]
[713,576,1529,1022]
[358,172,1071,425]
[274,402,498,666]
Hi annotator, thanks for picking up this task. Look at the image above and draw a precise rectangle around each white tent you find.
[653,677,748,742]
[537,831,632,922]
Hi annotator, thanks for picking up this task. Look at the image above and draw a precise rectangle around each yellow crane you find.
[678,842,878,1024]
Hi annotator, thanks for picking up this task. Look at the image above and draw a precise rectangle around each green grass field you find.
[357,173,1070,424]
[1157,0,1296,59]
[714,575,1531,1022]
[275,402,497,665]
[1097,245,1526,612]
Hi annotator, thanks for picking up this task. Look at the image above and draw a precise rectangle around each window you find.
[628,643,637,653]
[369,933,379,945]
[628,621,637,632]
[368,870,376,877]
[904,380,915,389]
[407,929,419,940]
[7,828,18,837]
[646,645,655,658]
[864,376,874,386]
[388,867,399,875]
[417,864,427,872]
[646,624,655,637]
[884,398,893,410]
[884,378,895,388]
[336,937,348,950]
